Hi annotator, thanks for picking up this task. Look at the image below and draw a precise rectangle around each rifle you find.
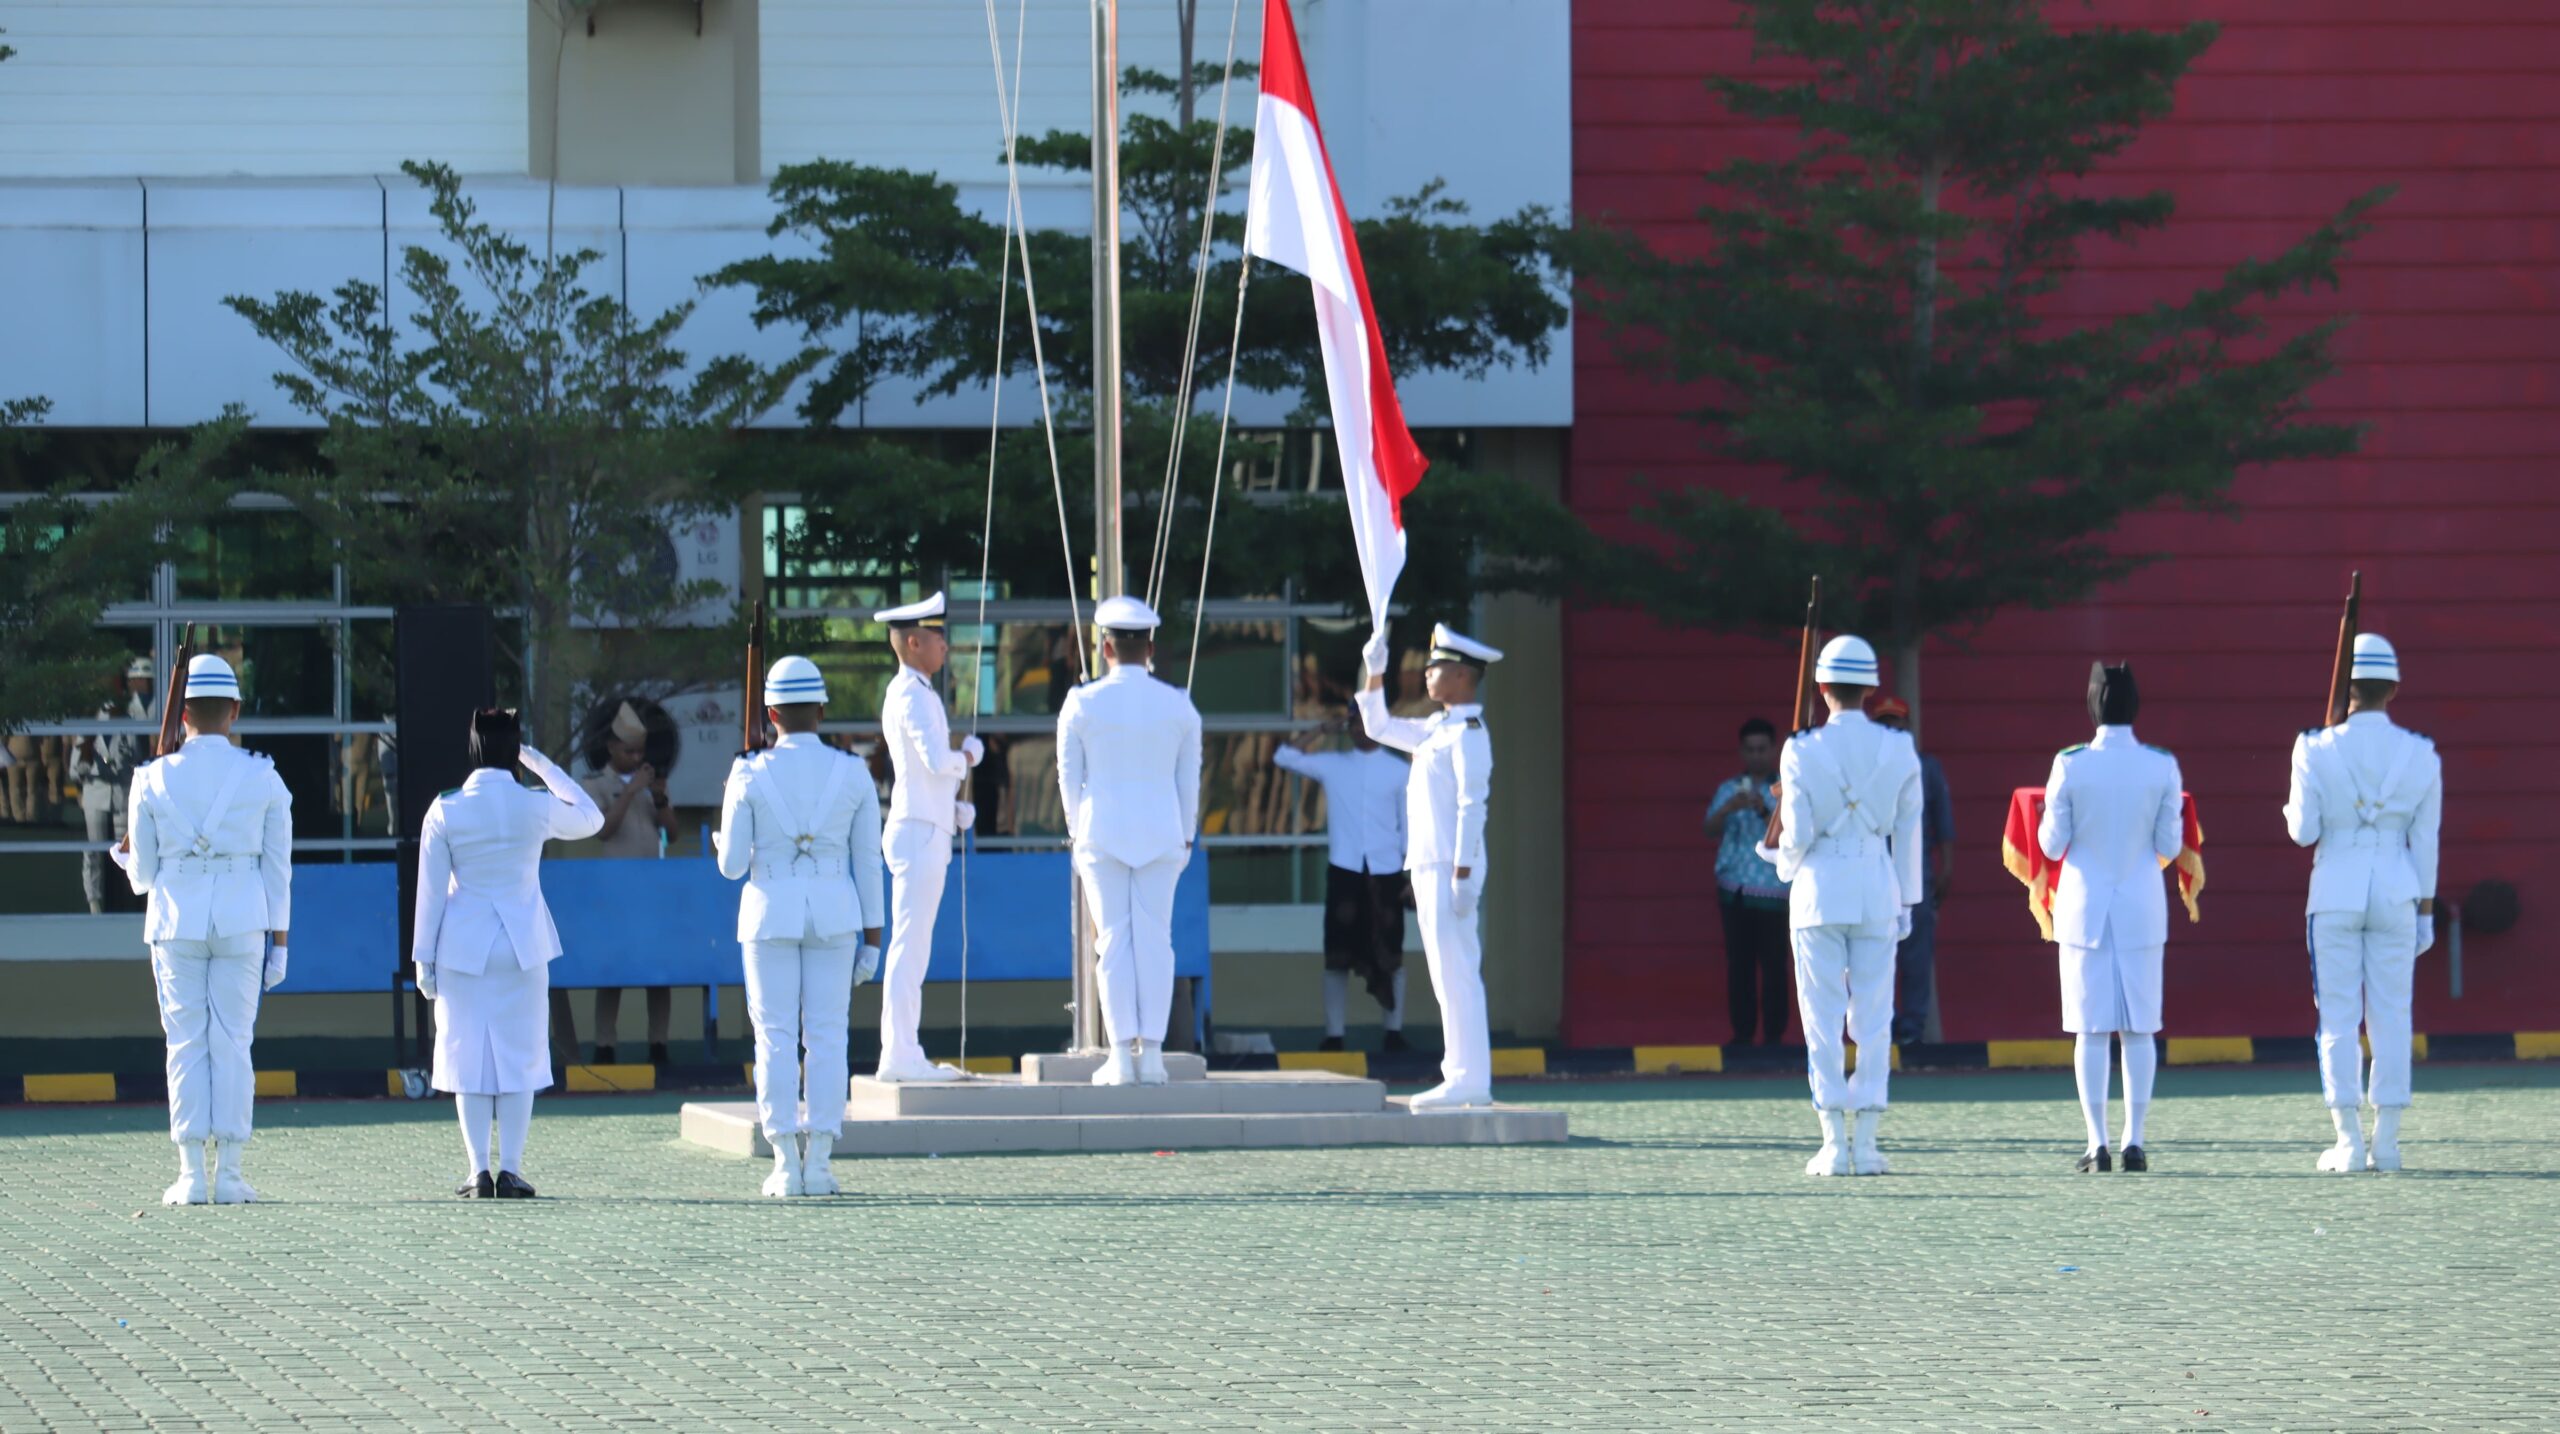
[1762,577,1823,847]
[153,627,200,757]
[741,598,768,753]
[2323,571,2362,728]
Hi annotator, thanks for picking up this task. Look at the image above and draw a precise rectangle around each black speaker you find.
[393,605,494,971]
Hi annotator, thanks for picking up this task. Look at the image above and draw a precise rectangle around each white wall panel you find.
[0,182,147,426]
[144,180,386,427]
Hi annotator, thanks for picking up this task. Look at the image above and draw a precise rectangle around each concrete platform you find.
[1018,1050,1209,1083]
[679,1071,1569,1157]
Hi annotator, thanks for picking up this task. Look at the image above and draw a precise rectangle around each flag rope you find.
[1187,253,1256,689]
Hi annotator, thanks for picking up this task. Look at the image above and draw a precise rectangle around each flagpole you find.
[1071,0,1124,1057]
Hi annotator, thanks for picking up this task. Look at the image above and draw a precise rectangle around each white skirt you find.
[2059,939,2164,1035]
[433,953,552,1095]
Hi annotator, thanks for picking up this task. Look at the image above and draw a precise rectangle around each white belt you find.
[168,854,261,875]
[2333,827,2402,851]
[1811,834,1884,859]
[752,858,844,881]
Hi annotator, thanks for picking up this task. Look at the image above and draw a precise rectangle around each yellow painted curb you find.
[959,1056,1015,1075]
[24,1073,115,1103]
[1843,1045,1903,1074]
[387,1069,410,1097]
[254,1071,297,1098]
[2518,1031,2560,1060]
[1634,1045,1723,1075]
[1489,1048,1546,1078]
[2361,1033,2430,1061]
[2167,1037,2253,1066]
[566,1063,657,1093]
[1279,1051,1369,1077]
[1987,1039,2073,1069]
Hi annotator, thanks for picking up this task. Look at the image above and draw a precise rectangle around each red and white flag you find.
[1244,0,1427,646]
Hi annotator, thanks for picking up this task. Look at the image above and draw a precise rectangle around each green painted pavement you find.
[0,1066,2553,1431]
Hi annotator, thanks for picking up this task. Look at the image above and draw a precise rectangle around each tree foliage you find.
[1576,0,2386,705]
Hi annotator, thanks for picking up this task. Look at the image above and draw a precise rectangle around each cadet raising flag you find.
[1244,0,1428,658]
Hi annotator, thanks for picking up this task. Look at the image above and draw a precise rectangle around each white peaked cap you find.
[183,653,240,700]
[1814,635,1880,686]
[1427,623,1503,666]
[1095,595,1161,632]
[875,591,947,626]
[765,654,828,705]
[2350,632,2400,683]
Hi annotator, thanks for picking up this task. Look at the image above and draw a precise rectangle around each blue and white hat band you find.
[1813,635,1880,685]
[2349,632,2399,682]
[183,654,240,699]
[765,654,829,703]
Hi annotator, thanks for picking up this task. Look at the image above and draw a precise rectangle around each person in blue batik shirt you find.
[1706,718,1792,1044]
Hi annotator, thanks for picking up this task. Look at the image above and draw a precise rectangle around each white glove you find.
[2415,909,2436,957]
[853,944,882,985]
[1895,905,1915,943]
[954,800,978,831]
[1451,870,1481,921]
[1362,627,1391,676]
[262,943,288,992]
[960,735,985,767]
[415,963,438,1000]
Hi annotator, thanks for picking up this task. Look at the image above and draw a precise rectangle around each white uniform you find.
[413,753,604,1094]
[715,732,887,1137]
[877,665,971,1074]
[1057,665,1203,1049]
[2286,713,2441,1110]
[1354,690,1494,1099]
[125,734,293,1148]
[1767,709,1922,1113]
[2037,727,2185,1035]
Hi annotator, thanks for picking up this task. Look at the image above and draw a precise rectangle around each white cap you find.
[1427,623,1503,667]
[765,654,828,705]
[126,657,155,680]
[183,653,240,700]
[875,591,947,628]
[1814,635,1880,686]
[2350,632,2400,683]
[1095,595,1161,632]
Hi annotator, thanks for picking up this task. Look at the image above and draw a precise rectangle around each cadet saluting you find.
[2286,634,2442,1173]
[2037,664,2183,1174]
[715,656,886,1196]
[124,654,293,1206]
[413,710,604,1199]
[1355,622,1501,1111]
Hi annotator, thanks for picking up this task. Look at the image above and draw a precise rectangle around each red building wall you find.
[1564,0,2560,1045]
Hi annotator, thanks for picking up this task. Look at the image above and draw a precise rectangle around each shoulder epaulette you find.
[2404,726,2432,744]
[2143,743,2173,757]
[2300,726,2324,739]
[1465,717,1483,729]
[439,786,461,799]
[2059,743,2088,756]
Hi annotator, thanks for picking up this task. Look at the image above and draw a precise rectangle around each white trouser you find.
[1076,846,1185,1048]
[151,934,263,1144]
[82,792,126,913]
[1411,861,1490,1096]
[746,936,859,1138]
[2311,889,2421,1110]
[1791,922,1896,1110]
[878,819,951,1070]
[2059,931,2164,1035]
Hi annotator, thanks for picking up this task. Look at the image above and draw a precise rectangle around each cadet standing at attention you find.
[716,656,886,1196]
[124,654,293,1206]
[1355,622,1501,1111]
[1056,597,1204,1086]
[872,593,977,1084]
[2037,664,2184,1174]
[2285,634,2442,1173]
[1763,636,1921,1176]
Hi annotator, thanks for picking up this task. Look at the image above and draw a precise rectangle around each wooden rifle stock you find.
[741,598,768,753]
[153,627,200,758]
[2323,572,2362,728]
[1762,577,1823,847]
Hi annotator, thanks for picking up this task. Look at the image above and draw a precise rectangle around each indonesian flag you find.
[2002,787,2207,943]
[1244,0,1428,643]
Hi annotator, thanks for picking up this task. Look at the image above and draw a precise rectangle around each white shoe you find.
[1850,1109,1889,1176]
[1806,1109,1851,1177]
[2316,1107,2366,1173]
[800,1134,840,1195]
[1408,1083,1491,1111]
[210,1141,257,1205]
[1091,1047,1138,1086]
[1137,1043,1169,1086]
[874,1058,964,1084]
[762,1133,805,1197]
[163,1143,211,1206]
[2368,1108,2402,1172]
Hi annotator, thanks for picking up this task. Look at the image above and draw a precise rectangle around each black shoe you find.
[2120,1145,2148,1173]
[2077,1145,2111,1174]
[1318,1035,1344,1053]
[592,1044,616,1065]
[493,1170,537,1200]
[457,1171,494,1199]
[1383,1030,1410,1054]
[648,1041,670,1067]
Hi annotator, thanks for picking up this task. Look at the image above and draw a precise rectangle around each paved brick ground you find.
[1,1065,2552,1431]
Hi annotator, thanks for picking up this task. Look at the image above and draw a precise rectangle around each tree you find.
[713,64,1594,649]
[227,161,818,750]
[1576,1,2387,719]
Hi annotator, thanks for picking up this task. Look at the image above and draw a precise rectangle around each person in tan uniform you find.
[573,699,675,1065]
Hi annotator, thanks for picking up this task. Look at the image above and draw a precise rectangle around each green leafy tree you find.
[711,65,1593,651]
[227,161,819,750]
[1576,0,2387,719]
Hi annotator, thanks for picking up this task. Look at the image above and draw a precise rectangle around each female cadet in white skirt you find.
[412,709,604,1198]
